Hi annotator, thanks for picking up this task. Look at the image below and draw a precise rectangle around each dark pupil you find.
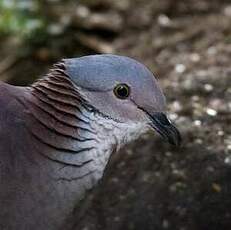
[117,85,128,98]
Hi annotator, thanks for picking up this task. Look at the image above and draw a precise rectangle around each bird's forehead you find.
[64,54,155,91]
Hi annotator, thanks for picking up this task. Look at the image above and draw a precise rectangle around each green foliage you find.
[0,0,45,39]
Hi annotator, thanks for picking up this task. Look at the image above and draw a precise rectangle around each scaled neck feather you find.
[25,62,147,192]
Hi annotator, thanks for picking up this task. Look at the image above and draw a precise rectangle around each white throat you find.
[48,106,149,194]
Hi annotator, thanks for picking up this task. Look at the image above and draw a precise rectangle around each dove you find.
[0,54,181,230]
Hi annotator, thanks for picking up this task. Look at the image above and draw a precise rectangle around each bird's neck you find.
[25,66,105,186]
[24,66,146,201]
[6,68,148,229]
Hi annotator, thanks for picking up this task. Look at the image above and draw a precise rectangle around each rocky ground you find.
[1,1,231,230]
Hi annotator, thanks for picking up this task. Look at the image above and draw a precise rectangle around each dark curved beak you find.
[148,112,182,146]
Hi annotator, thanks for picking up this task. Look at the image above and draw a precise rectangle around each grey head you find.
[64,54,181,146]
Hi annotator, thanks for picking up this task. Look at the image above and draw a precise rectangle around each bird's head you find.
[64,54,181,146]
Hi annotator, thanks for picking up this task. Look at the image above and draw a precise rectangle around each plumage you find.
[0,54,181,229]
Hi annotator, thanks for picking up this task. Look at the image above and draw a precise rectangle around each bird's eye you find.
[113,84,130,99]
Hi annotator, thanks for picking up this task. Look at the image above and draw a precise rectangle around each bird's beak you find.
[148,112,182,146]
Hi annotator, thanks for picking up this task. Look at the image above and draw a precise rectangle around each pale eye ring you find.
[113,84,130,99]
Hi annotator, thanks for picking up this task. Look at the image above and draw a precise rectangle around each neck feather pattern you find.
[24,62,147,198]
[26,63,122,187]
[5,62,148,230]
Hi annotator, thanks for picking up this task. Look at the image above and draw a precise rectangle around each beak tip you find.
[169,131,182,146]
[165,124,182,147]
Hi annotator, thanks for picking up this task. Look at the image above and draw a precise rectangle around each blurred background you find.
[0,0,231,229]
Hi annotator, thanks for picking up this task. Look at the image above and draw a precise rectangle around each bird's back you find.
[0,83,71,230]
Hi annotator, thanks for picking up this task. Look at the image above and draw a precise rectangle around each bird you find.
[0,54,181,230]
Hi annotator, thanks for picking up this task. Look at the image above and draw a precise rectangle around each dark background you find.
[0,0,231,229]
